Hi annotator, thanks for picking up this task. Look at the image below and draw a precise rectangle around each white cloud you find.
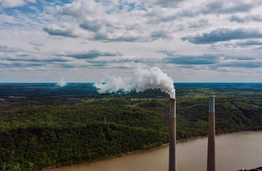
[0,0,25,8]
[0,0,35,8]
[43,0,176,42]
[181,27,262,44]
[1,0,262,82]
[230,14,262,23]
[26,0,36,3]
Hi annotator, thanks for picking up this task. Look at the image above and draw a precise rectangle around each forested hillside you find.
[0,84,261,170]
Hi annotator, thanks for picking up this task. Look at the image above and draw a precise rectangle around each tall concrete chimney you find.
[169,90,176,171]
[207,95,216,171]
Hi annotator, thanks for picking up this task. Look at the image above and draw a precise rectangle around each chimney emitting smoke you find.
[169,91,176,171]
[93,64,176,170]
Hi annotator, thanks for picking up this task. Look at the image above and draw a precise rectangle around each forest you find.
[0,83,262,171]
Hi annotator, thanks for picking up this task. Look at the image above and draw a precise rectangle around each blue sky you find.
[0,0,262,82]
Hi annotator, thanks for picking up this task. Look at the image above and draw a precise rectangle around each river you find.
[47,131,262,171]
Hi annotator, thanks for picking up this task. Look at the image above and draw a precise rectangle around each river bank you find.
[46,131,262,171]
[43,130,262,171]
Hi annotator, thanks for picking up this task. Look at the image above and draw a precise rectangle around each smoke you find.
[57,78,67,87]
[94,64,175,98]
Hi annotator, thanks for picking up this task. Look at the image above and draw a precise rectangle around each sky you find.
[0,0,262,83]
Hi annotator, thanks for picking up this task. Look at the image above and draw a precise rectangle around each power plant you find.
[169,90,176,171]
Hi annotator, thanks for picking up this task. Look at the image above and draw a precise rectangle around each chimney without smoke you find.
[207,95,216,171]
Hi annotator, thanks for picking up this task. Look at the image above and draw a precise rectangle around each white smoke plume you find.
[57,78,67,87]
[94,64,175,98]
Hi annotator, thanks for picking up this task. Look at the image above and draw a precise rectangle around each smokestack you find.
[169,90,176,171]
[207,95,216,171]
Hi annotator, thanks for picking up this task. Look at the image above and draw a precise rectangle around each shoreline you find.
[43,130,262,171]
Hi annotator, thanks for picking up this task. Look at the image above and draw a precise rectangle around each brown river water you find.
[47,131,262,171]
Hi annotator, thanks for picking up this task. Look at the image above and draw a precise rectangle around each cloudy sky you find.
[0,0,262,83]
